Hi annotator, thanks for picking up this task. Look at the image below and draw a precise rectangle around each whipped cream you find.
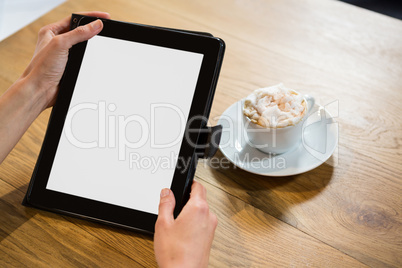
[243,84,306,128]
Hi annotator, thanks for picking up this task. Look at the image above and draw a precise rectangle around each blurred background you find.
[339,0,402,19]
[0,0,401,42]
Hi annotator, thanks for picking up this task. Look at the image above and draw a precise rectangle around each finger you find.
[46,12,111,36]
[157,188,176,224]
[189,181,207,201]
[57,19,103,49]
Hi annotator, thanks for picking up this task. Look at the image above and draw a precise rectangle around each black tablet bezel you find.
[25,15,225,234]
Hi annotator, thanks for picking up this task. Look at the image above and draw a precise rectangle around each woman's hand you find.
[21,11,111,109]
[154,181,218,268]
[0,12,110,164]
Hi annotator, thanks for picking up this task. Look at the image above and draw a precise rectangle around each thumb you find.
[157,188,176,224]
[60,19,103,49]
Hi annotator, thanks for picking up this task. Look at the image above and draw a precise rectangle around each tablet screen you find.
[46,35,204,215]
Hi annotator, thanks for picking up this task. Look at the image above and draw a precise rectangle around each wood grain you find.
[1,0,401,267]
[200,175,366,267]
[0,180,143,267]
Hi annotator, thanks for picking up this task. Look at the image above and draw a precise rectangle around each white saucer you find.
[217,101,338,176]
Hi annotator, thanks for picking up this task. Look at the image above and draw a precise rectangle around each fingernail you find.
[160,188,170,198]
[92,19,102,30]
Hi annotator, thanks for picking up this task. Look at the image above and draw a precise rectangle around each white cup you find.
[242,95,315,155]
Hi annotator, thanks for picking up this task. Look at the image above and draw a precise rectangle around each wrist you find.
[0,77,49,163]
[14,73,51,115]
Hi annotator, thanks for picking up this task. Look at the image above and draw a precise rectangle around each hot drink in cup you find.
[242,84,314,154]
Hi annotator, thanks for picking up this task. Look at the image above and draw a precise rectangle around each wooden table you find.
[1,0,401,267]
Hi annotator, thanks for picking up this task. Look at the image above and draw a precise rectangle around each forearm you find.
[0,76,47,163]
[0,14,107,165]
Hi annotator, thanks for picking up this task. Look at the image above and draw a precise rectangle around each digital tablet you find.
[23,14,225,233]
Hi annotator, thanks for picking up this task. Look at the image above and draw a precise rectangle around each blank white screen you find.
[46,35,204,215]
